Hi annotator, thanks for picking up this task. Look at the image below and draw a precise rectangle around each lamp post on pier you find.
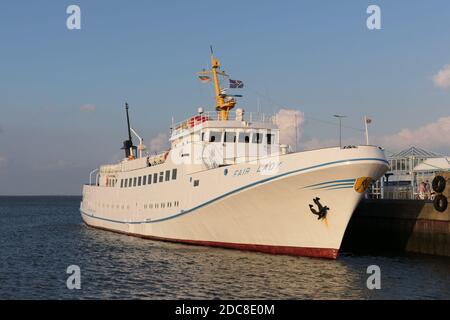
[333,114,347,148]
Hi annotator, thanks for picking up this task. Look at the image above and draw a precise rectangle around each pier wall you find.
[342,199,449,256]
[343,171,449,257]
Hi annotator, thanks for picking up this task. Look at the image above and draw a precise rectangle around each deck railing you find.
[171,111,276,136]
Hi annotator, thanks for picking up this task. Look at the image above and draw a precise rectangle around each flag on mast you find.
[366,117,372,124]
[229,79,244,88]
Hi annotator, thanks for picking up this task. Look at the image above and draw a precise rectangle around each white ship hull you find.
[80,146,388,259]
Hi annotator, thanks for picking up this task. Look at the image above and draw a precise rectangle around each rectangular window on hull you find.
[165,170,170,181]
[120,179,124,188]
[266,134,275,145]
[138,176,142,186]
[153,173,158,184]
[128,178,132,187]
[133,177,137,187]
[143,175,147,185]
[148,174,152,184]
[159,172,164,183]
[172,169,177,180]
[124,179,128,188]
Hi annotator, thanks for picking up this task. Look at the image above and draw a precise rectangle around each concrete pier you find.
[342,199,449,257]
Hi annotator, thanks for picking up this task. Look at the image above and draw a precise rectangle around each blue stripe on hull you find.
[302,179,356,189]
[81,157,388,225]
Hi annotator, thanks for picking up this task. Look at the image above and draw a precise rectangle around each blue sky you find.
[0,0,449,195]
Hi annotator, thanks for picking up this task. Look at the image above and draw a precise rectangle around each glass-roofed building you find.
[370,146,443,199]
[388,146,442,182]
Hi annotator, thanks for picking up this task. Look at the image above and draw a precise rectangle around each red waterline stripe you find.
[84,222,339,260]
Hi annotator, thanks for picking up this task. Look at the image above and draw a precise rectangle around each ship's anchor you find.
[309,197,329,220]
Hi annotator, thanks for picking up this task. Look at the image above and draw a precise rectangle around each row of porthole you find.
[90,201,181,211]
[144,201,180,210]
[96,203,130,210]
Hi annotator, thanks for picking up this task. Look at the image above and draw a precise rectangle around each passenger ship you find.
[80,51,389,259]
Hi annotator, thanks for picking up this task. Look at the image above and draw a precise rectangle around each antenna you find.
[125,102,132,143]
[121,102,137,159]
[210,45,214,55]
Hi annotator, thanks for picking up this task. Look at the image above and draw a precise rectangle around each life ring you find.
[432,175,446,193]
[433,194,448,212]
[188,115,208,127]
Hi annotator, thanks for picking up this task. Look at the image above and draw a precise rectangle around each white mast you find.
[130,127,146,158]
[364,115,370,145]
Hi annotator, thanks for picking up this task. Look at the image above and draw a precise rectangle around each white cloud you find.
[80,104,96,112]
[432,65,450,89]
[301,137,361,150]
[300,117,450,154]
[148,133,168,153]
[378,116,450,151]
[275,109,304,148]
[302,138,337,150]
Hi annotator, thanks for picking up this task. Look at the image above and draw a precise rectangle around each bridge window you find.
[209,131,222,143]
[172,169,178,180]
[153,173,158,184]
[128,178,132,187]
[148,174,152,184]
[238,132,250,143]
[120,179,124,188]
[133,177,137,187]
[143,175,147,185]
[138,176,142,186]
[252,133,263,144]
[124,179,128,188]
[165,170,171,181]
[266,134,275,145]
[159,172,164,183]
[225,132,236,143]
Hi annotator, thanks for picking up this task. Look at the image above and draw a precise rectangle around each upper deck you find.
[170,110,278,140]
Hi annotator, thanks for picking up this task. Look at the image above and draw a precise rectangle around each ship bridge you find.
[169,109,284,168]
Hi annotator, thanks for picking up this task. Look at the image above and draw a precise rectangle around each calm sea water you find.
[0,196,448,300]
